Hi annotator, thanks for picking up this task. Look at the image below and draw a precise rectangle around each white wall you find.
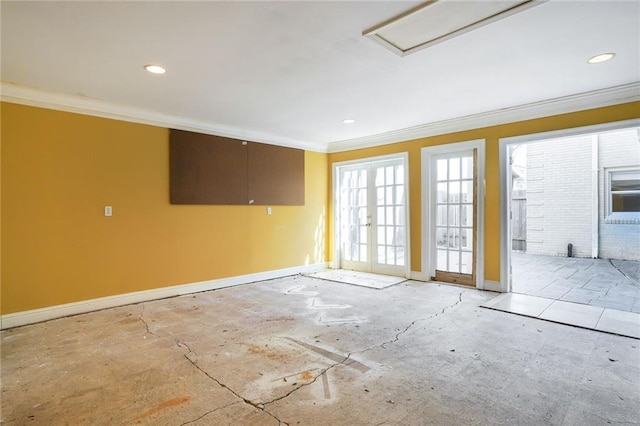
[598,129,640,261]
[525,135,593,257]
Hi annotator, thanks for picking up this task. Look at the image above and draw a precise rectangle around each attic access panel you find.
[364,0,547,56]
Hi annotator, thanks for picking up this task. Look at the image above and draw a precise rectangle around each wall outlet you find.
[267,207,272,215]
[104,206,113,217]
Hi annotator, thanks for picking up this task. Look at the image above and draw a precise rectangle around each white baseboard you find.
[0,262,329,330]
[483,280,503,292]
[409,271,426,281]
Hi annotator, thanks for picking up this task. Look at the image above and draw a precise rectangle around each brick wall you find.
[525,135,593,257]
[598,128,640,261]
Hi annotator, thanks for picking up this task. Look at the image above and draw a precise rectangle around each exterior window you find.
[608,168,640,218]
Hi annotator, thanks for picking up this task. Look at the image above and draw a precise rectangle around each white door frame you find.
[498,118,640,293]
[421,140,486,289]
[332,152,411,278]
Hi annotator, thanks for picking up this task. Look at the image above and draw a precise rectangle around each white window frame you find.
[605,166,640,222]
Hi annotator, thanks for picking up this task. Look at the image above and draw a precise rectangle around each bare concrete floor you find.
[2,276,639,425]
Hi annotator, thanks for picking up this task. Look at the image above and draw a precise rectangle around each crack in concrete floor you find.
[5,277,639,425]
[134,286,466,425]
[138,304,161,338]
[175,337,288,425]
[358,290,464,354]
[179,401,242,426]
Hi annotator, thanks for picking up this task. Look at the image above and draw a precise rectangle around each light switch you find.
[267,207,272,215]
[104,206,113,217]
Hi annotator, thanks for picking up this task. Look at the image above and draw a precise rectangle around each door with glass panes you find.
[338,158,407,276]
[431,150,476,285]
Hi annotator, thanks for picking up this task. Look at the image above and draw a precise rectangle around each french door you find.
[337,156,408,276]
[431,150,477,285]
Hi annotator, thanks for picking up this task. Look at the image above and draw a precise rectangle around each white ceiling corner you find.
[328,82,640,153]
[0,82,328,152]
[1,1,639,152]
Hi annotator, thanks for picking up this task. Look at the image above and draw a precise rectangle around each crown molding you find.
[3,81,638,155]
[327,82,640,153]
[0,82,327,152]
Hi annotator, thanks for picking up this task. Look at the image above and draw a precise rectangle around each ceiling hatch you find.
[363,0,548,57]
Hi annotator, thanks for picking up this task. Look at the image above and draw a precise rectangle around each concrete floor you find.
[512,252,640,313]
[2,276,639,425]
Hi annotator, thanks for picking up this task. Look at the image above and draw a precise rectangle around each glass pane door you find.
[373,162,406,274]
[338,157,408,276]
[339,166,371,271]
[432,151,475,285]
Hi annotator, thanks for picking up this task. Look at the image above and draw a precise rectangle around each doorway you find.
[334,153,410,277]
[499,119,640,300]
[422,140,486,288]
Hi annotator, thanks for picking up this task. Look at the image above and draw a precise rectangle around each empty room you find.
[1,1,639,425]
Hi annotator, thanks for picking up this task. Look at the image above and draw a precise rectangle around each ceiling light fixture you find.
[587,53,615,64]
[342,119,356,124]
[144,64,167,74]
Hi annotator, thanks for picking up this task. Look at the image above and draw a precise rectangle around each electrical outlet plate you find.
[104,206,112,217]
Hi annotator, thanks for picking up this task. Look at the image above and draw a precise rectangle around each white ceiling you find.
[2,1,639,152]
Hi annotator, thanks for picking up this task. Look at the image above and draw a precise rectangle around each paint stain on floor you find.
[130,396,190,423]
[246,344,289,361]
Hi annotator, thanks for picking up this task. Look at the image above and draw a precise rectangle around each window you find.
[607,168,640,220]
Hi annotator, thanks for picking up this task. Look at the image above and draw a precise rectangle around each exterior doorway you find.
[500,120,640,311]
[422,140,486,289]
[333,153,410,277]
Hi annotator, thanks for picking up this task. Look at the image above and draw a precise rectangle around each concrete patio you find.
[512,252,640,313]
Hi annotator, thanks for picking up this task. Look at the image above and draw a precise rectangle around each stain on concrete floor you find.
[2,275,639,425]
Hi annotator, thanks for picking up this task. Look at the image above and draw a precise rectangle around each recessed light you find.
[342,119,355,124]
[144,64,167,74]
[587,53,615,64]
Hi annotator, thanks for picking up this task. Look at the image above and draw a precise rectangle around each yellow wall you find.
[328,102,640,283]
[1,103,328,314]
[2,101,638,315]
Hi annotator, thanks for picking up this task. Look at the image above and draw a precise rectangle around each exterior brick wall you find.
[521,128,639,261]
[597,128,640,261]
[525,135,593,257]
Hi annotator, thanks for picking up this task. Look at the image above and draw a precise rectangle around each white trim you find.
[499,142,512,293]
[328,83,640,153]
[591,135,599,259]
[332,152,411,279]
[0,82,327,153]
[483,280,502,292]
[0,262,329,330]
[499,119,640,293]
[4,82,637,156]
[409,271,425,281]
[605,166,640,223]
[499,119,640,146]
[421,139,486,289]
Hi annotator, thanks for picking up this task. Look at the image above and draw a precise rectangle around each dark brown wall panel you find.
[170,129,248,204]
[248,142,305,205]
